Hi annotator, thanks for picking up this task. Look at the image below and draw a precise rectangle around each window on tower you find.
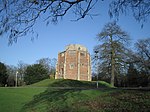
[80,52,85,56]
[68,50,76,55]
[69,63,74,69]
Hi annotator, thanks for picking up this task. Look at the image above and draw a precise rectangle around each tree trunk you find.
[110,35,115,87]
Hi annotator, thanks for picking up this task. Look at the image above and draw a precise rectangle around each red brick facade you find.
[55,44,91,81]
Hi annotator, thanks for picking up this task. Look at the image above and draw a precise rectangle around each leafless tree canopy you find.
[135,38,150,72]
[0,0,149,44]
[0,0,98,44]
[109,0,150,23]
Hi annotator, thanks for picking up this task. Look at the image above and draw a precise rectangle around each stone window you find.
[69,63,74,69]
[81,63,84,66]
[78,47,81,50]
[68,50,76,55]
[80,52,85,56]
[61,68,64,74]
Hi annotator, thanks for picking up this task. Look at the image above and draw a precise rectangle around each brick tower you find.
[55,44,91,81]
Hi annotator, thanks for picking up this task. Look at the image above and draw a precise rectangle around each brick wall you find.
[55,44,91,81]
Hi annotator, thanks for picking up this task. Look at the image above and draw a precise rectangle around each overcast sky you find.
[0,1,150,66]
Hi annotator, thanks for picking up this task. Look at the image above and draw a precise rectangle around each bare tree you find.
[135,38,150,73]
[0,0,149,44]
[6,65,17,86]
[109,0,150,24]
[96,21,130,86]
[36,57,57,76]
[17,61,28,83]
[0,0,98,44]
[36,58,51,72]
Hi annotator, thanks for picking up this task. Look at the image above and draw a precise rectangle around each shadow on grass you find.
[48,79,110,88]
[83,90,150,112]
[21,80,114,112]
[21,86,150,112]
[50,79,94,88]
[109,90,150,112]
[21,88,91,112]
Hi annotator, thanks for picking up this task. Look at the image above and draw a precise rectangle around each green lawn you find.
[0,79,150,112]
[0,87,46,112]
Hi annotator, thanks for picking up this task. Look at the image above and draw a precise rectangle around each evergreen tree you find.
[95,21,130,86]
[24,64,49,85]
[0,62,8,86]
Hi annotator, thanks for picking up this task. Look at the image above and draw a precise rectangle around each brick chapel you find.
[55,44,91,81]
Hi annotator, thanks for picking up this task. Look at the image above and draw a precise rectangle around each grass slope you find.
[0,79,111,112]
[30,79,113,88]
[0,79,150,112]
[24,79,150,112]
[22,88,150,112]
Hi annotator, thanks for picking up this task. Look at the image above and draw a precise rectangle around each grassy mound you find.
[1,79,149,112]
[0,79,113,112]
[30,79,113,88]
[22,88,150,112]
[29,79,56,87]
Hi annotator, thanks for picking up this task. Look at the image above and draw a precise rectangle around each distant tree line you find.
[92,22,150,87]
[0,58,56,87]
